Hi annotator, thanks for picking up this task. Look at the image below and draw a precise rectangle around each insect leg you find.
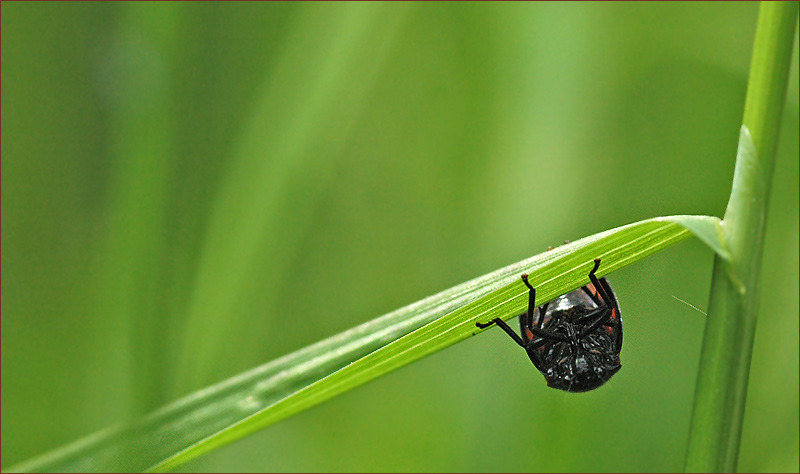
[577,307,614,338]
[476,318,527,348]
[580,285,603,307]
[588,258,614,307]
[519,274,537,331]
[528,325,570,343]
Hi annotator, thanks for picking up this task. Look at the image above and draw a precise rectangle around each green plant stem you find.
[684,2,798,472]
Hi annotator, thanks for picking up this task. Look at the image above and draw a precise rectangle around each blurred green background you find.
[2,2,797,472]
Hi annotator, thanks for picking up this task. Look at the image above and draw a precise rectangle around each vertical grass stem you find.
[685,2,798,472]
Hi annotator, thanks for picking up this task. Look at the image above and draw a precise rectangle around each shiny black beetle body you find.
[476,258,622,392]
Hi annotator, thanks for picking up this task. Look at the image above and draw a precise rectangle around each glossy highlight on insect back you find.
[476,259,623,392]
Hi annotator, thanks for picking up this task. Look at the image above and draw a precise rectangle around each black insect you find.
[476,258,622,392]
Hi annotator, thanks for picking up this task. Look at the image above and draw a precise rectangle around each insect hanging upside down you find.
[476,258,623,393]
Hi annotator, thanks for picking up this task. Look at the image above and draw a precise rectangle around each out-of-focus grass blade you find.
[174,1,414,394]
[8,215,722,473]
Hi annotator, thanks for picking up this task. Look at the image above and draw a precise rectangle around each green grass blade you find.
[8,214,721,473]
[148,215,718,472]
[174,2,413,393]
[93,2,182,415]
